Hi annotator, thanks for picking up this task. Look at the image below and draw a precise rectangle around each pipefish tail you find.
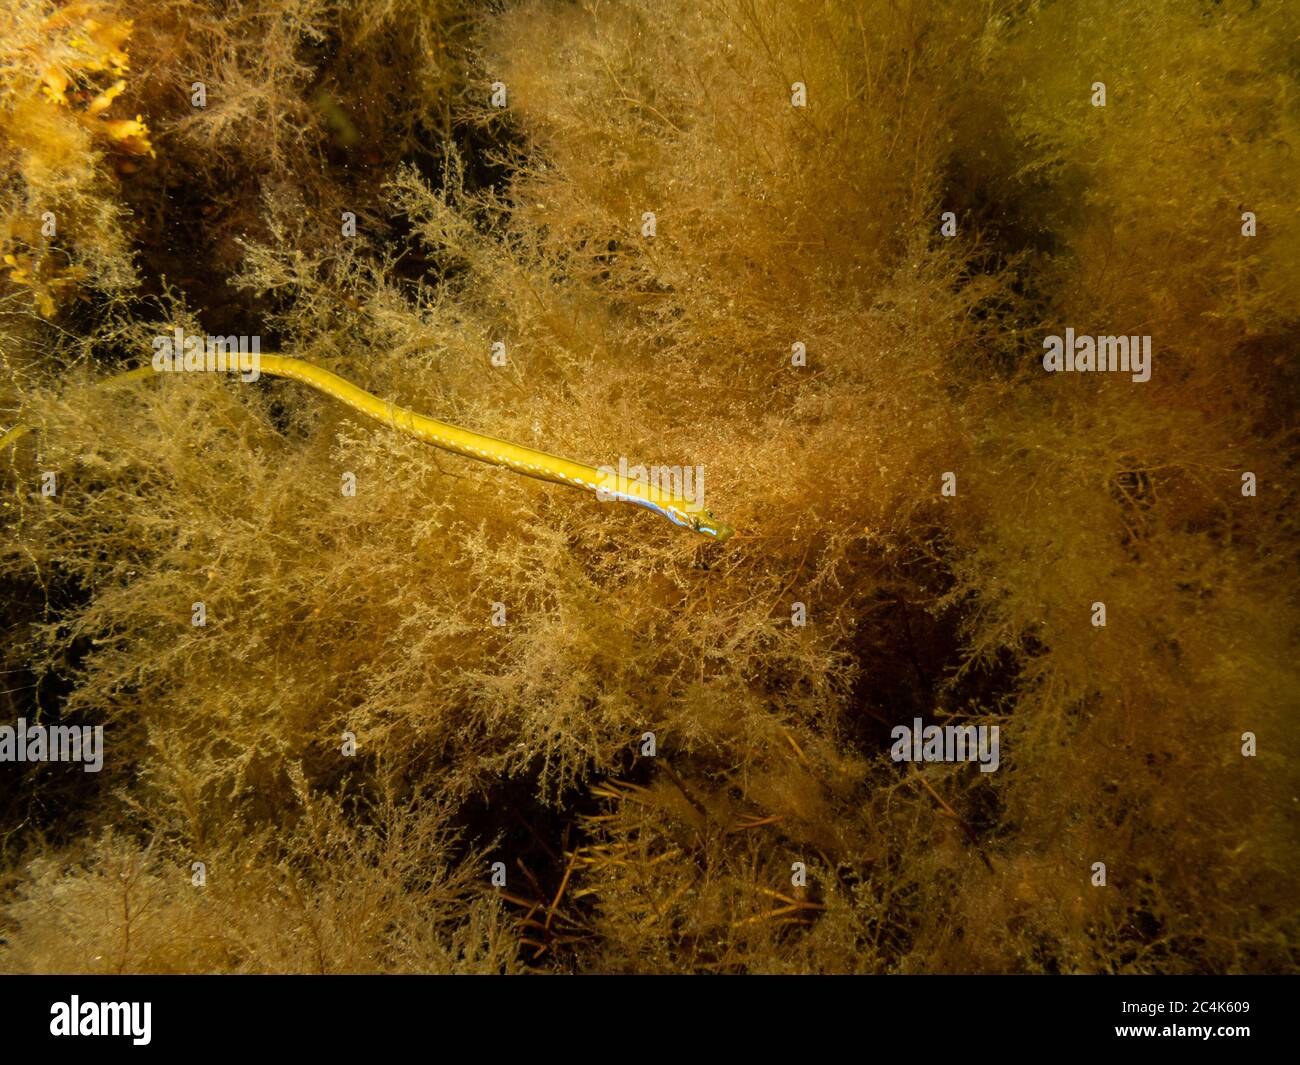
[0,355,736,542]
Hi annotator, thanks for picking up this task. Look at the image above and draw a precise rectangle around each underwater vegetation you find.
[0,0,1295,974]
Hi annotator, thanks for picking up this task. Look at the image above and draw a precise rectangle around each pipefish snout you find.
[0,354,736,542]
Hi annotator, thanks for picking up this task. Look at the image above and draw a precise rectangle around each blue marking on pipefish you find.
[611,491,693,529]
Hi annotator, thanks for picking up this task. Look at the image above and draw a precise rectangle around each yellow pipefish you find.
[0,355,735,542]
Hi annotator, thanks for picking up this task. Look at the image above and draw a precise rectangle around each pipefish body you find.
[0,354,735,542]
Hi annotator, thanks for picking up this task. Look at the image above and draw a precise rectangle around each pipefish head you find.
[690,508,735,543]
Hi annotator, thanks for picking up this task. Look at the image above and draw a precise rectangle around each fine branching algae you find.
[0,0,1295,974]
